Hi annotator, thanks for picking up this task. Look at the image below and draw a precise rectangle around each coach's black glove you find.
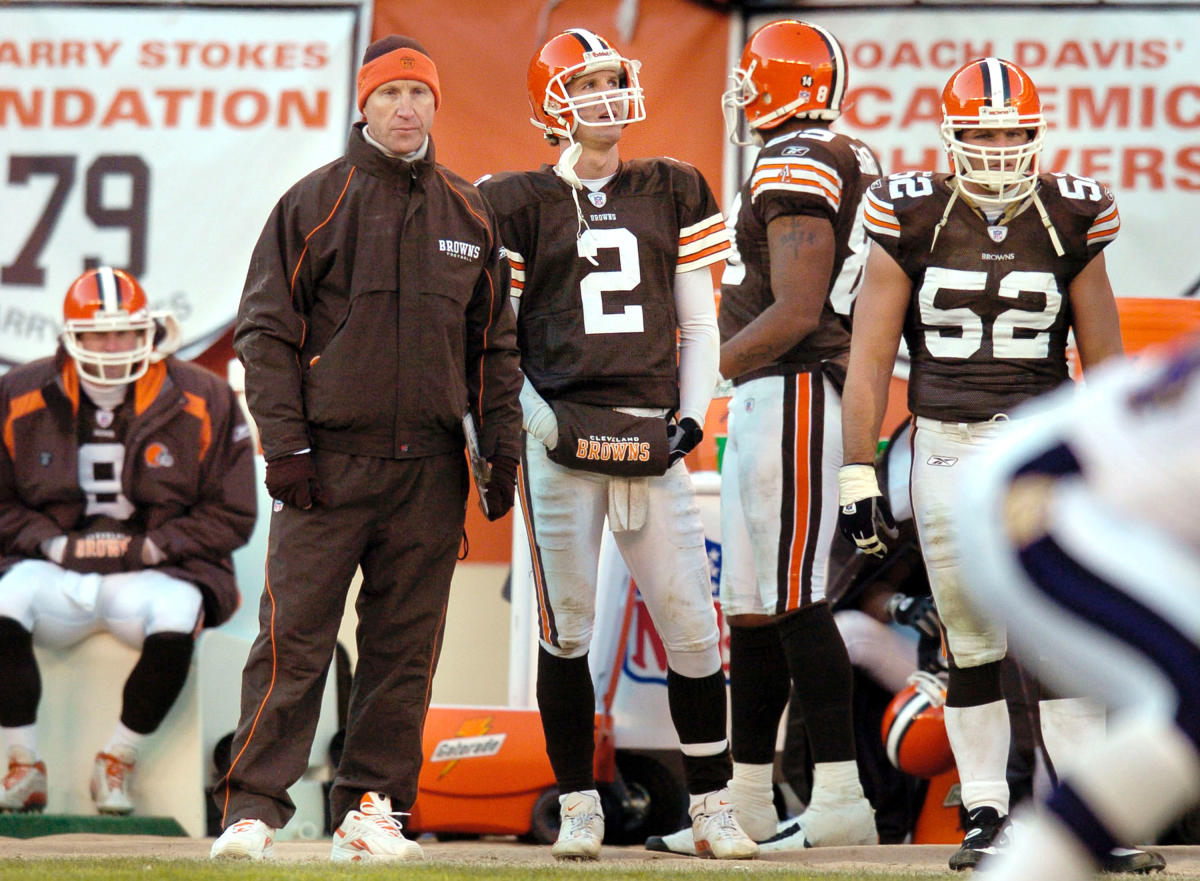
[837,463,897,558]
[62,517,135,575]
[265,450,321,510]
[666,417,703,467]
[483,455,518,521]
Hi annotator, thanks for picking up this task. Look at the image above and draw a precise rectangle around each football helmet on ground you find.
[61,266,156,385]
[722,19,847,145]
[940,57,1046,208]
[881,671,955,778]
[527,28,645,143]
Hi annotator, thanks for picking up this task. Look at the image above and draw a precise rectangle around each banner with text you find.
[741,6,1200,299]
[0,2,365,367]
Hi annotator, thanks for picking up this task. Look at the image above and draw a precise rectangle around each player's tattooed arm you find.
[718,214,835,379]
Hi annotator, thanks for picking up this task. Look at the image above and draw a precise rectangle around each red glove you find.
[265,451,321,510]
[483,455,518,521]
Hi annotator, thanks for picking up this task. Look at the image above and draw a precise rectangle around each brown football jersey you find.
[864,172,1120,422]
[479,158,729,409]
[719,126,881,374]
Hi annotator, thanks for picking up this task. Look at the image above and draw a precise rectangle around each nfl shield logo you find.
[588,191,607,208]
[987,225,1008,243]
[96,409,114,428]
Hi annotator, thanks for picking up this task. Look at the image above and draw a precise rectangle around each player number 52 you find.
[918,267,1063,359]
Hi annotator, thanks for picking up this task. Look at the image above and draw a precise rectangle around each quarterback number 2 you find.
[2,154,149,287]
[918,267,1062,359]
[578,227,644,334]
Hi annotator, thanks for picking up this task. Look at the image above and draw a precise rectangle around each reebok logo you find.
[439,239,481,261]
[927,455,958,467]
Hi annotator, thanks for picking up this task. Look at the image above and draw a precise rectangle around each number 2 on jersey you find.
[578,227,643,334]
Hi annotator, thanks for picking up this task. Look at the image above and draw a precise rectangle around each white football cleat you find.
[552,789,604,860]
[210,818,276,860]
[90,751,135,815]
[0,750,47,813]
[331,791,423,862]
[691,789,759,860]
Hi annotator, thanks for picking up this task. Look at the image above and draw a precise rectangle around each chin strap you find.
[553,140,599,265]
[929,185,961,253]
[939,180,1065,259]
[1029,188,1066,257]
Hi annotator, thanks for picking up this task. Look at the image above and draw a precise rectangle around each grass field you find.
[0,859,945,881]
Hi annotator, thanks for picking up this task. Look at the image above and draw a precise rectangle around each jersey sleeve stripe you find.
[1086,204,1120,244]
[679,226,730,258]
[679,214,727,244]
[750,159,842,211]
[863,189,900,238]
[677,240,731,272]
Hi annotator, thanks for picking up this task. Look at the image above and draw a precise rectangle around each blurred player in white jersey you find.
[839,56,1160,872]
[479,28,755,861]
[955,339,1200,880]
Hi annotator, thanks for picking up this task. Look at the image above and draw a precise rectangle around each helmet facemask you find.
[721,61,760,147]
[63,314,156,386]
[943,113,1045,209]
[537,53,645,142]
[61,266,157,386]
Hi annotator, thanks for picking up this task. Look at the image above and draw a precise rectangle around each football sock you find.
[667,668,731,794]
[777,602,856,764]
[728,623,790,764]
[536,647,596,794]
[2,726,38,763]
[120,631,194,734]
[0,617,39,727]
[102,721,146,763]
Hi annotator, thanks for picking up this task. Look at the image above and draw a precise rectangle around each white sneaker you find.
[552,790,604,860]
[691,789,759,860]
[645,825,697,855]
[0,750,47,813]
[90,751,134,815]
[210,818,276,860]
[330,791,423,862]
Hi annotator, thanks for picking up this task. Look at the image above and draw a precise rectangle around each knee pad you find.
[664,643,722,679]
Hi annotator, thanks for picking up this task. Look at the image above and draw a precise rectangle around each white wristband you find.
[838,463,881,506]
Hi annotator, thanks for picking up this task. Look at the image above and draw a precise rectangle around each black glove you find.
[483,455,518,521]
[666,417,703,467]
[917,630,949,676]
[62,518,134,575]
[265,451,321,510]
[837,463,898,558]
[886,593,941,639]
